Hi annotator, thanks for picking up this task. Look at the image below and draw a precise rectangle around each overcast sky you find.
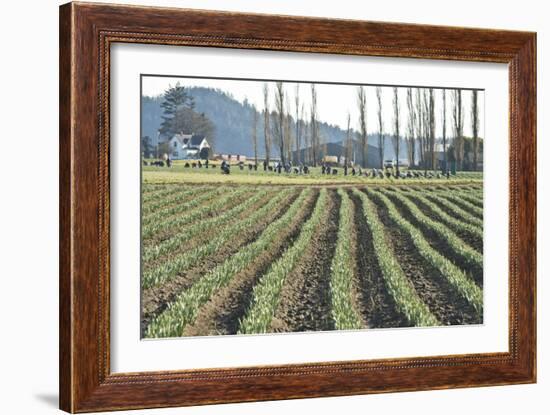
[142,76,484,138]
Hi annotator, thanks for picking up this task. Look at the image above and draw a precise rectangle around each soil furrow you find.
[142,190,274,271]
[424,193,483,227]
[270,189,340,333]
[349,190,409,329]
[404,193,483,253]
[438,194,484,220]
[140,190,300,336]
[383,191,483,288]
[369,191,481,325]
[184,190,319,336]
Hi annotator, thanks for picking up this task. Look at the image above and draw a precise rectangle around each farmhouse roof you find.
[172,133,192,144]
[190,134,206,146]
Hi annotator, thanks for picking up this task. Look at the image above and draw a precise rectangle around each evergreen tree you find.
[159,82,195,137]
[141,136,153,158]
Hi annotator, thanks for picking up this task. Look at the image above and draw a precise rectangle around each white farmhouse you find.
[168,133,210,160]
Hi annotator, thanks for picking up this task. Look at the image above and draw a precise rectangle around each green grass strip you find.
[142,188,294,289]
[367,189,483,316]
[238,189,329,334]
[146,189,313,338]
[380,188,483,270]
[352,189,439,327]
[142,188,277,264]
[329,189,364,330]
[399,189,483,242]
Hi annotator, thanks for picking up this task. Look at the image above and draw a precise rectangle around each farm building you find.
[294,141,381,168]
[218,154,247,162]
[322,155,339,166]
[168,133,210,160]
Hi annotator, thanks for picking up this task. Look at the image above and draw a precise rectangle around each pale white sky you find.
[142,76,484,138]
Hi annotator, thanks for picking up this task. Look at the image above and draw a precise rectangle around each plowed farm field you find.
[141,183,483,338]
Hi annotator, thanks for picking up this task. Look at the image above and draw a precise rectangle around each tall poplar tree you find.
[376,87,385,169]
[357,86,368,168]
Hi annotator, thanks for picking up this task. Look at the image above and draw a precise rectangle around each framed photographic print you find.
[59,2,536,412]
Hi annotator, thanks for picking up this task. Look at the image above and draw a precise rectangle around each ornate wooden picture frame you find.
[59,2,536,412]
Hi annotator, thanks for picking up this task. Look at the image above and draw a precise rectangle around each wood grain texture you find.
[59,2,536,412]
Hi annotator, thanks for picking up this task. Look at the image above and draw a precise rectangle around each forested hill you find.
[141,87,407,158]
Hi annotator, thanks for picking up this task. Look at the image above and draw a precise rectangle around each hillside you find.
[141,87,408,160]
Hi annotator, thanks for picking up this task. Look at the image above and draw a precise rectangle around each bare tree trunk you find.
[452,89,464,171]
[275,82,286,166]
[422,89,430,174]
[392,87,401,176]
[471,90,479,171]
[303,118,310,165]
[251,106,258,165]
[415,88,424,169]
[262,83,271,166]
[284,95,293,164]
[428,88,435,171]
[376,87,384,169]
[406,88,416,168]
[310,84,319,167]
[442,89,447,173]
[344,112,352,167]
[298,104,305,164]
[357,86,368,168]
[294,85,301,164]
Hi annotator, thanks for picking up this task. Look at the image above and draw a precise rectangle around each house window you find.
[173,141,177,148]
[172,151,178,157]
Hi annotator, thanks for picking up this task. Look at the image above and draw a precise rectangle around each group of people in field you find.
[218,160,312,175]
[145,157,451,179]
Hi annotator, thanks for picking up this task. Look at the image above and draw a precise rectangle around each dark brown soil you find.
[140,190,300,336]
[383,191,483,288]
[270,190,339,333]
[404,193,483,253]
[369,191,481,325]
[349,190,410,329]
[184,191,319,336]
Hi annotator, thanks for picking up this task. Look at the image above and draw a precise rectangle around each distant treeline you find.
[141,84,482,171]
[141,87,401,159]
